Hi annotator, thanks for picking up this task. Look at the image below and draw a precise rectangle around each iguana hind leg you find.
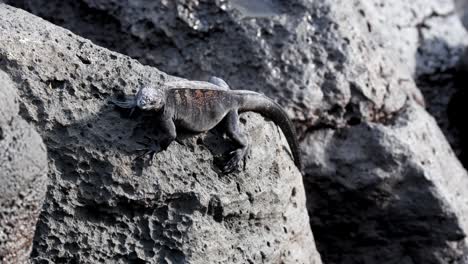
[223,110,250,172]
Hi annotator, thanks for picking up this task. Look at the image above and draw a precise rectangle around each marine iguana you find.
[113,77,301,172]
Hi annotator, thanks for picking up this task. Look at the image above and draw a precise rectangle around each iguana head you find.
[136,87,164,111]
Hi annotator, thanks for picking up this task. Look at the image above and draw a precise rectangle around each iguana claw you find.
[134,138,161,164]
[223,150,243,173]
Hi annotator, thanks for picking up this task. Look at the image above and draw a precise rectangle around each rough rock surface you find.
[0,71,48,263]
[5,0,468,263]
[368,0,468,168]
[305,103,468,263]
[0,4,320,264]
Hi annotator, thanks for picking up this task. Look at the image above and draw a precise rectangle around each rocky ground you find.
[1,0,468,263]
[0,70,48,262]
[0,4,318,264]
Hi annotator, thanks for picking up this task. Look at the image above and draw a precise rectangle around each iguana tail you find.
[235,91,302,170]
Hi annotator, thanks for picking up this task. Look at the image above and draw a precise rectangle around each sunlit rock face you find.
[0,4,320,264]
[3,0,468,263]
[0,70,48,263]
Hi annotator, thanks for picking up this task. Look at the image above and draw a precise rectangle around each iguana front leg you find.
[136,114,176,162]
[156,115,177,151]
[223,110,250,172]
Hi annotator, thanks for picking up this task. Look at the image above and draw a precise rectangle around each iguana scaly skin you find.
[113,77,301,172]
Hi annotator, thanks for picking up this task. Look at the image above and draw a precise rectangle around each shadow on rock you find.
[415,36,467,168]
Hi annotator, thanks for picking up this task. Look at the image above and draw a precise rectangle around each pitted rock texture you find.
[0,5,320,264]
[5,0,468,263]
[368,0,468,168]
[2,0,422,127]
[0,70,48,263]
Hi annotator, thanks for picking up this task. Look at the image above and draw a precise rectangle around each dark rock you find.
[4,0,468,263]
[303,102,468,263]
[454,0,468,168]
[451,48,468,167]
[0,4,320,263]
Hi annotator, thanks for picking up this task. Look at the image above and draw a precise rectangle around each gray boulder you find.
[0,4,320,263]
[369,0,468,167]
[4,0,468,263]
[304,102,468,263]
[0,71,48,263]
